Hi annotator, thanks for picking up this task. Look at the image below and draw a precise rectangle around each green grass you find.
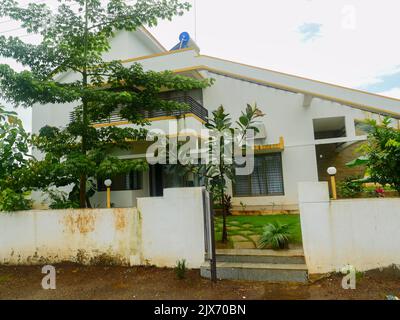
[0,274,12,284]
[214,214,302,246]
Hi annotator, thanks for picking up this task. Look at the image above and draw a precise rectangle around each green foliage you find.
[0,104,17,121]
[190,104,264,243]
[0,0,212,207]
[0,188,32,212]
[0,107,33,211]
[175,259,187,280]
[45,190,80,209]
[258,222,292,250]
[337,176,364,198]
[347,117,400,193]
[199,104,264,194]
[0,109,31,182]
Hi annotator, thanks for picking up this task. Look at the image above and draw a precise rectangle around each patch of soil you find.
[0,265,399,300]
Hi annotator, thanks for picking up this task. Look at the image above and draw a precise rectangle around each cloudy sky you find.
[1,0,400,131]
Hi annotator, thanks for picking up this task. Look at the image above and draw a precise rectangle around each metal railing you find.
[69,96,208,125]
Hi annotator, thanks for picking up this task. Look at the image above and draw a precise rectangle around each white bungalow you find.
[32,28,400,212]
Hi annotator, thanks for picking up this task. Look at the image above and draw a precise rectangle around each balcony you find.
[69,96,208,125]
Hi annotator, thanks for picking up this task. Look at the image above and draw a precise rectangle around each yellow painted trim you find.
[92,113,206,128]
[120,48,194,64]
[253,136,285,151]
[87,66,205,90]
[147,115,177,122]
[198,54,400,104]
[172,66,206,73]
[184,113,207,124]
[93,120,130,128]
[146,113,206,124]
[167,132,208,140]
[93,121,129,128]
[171,66,205,79]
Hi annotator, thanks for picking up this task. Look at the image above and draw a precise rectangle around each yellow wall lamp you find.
[327,167,337,200]
[104,179,112,208]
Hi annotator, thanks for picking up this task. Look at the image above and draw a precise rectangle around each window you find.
[313,116,346,139]
[98,171,142,191]
[234,153,284,197]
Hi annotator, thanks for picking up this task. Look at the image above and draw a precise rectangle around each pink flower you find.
[375,187,385,197]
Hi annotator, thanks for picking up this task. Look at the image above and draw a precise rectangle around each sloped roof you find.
[120,46,400,118]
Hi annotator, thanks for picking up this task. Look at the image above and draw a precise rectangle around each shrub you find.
[258,222,292,250]
[46,190,79,209]
[0,188,32,212]
[175,259,187,279]
[374,187,385,198]
[337,176,364,198]
[347,118,400,194]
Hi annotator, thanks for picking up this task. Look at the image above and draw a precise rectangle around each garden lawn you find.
[214,215,302,249]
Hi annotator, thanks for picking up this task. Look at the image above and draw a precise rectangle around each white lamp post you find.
[327,167,337,200]
[104,179,112,208]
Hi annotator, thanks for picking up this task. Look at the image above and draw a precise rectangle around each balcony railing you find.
[69,96,208,125]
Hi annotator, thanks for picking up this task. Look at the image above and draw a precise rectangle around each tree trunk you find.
[221,193,228,243]
[79,0,89,209]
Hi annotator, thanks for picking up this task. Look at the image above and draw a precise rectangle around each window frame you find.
[233,152,285,198]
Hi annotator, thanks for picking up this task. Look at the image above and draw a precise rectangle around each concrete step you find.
[200,261,308,283]
[216,249,306,265]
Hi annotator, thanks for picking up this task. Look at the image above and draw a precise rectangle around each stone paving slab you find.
[233,242,256,249]
[230,235,248,242]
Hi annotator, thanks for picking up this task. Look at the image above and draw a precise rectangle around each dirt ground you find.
[0,264,399,300]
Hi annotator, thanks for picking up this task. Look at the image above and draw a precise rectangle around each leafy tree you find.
[347,117,400,193]
[0,0,211,207]
[0,105,33,211]
[0,105,31,188]
[192,104,264,243]
[0,104,17,121]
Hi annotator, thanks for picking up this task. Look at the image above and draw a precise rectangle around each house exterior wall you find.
[102,29,162,62]
[298,182,400,274]
[202,73,370,208]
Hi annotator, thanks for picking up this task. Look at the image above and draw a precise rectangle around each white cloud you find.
[298,23,323,42]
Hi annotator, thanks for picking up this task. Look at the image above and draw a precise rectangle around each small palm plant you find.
[258,222,292,250]
[175,259,187,280]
